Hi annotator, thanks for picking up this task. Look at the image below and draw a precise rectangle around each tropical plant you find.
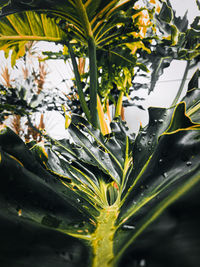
[132,0,200,96]
[0,0,165,132]
[0,1,200,267]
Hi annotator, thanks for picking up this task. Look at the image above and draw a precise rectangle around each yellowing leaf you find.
[97,94,110,135]
[0,11,66,66]
[126,41,151,55]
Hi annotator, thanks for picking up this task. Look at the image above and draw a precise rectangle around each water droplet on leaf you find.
[186,161,192,166]
[122,224,136,230]
[139,259,146,267]
[59,251,73,261]
[18,209,22,216]
[163,172,168,178]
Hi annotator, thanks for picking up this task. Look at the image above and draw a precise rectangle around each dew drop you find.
[159,159,163,164]
[154,119,157,123]
[186,161,192,166]
[152,133,156,136]
[77,198,81,203]
[59,251,73,261]
[139,259,146,267]
[18,209,22,217]
[138,148,142,152]
[122,224,136,230]
[163,172,168,178]
[158,119,164,123]
[141,131,147,135]
[147,141,151,145]
[16,206,22,216]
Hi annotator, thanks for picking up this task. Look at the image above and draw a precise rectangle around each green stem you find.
[91,205,119,267]
[115,91,124,117]
[171,60,190,106]
[67,42,91,121]
[88,37,99,128]
[73,0,99,127]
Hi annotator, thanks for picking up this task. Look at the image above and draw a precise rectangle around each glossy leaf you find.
[0,0,159,113]
[1,87,200,266]
[0,11,66,66]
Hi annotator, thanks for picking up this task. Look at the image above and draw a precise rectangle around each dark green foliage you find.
[1,85,200,266]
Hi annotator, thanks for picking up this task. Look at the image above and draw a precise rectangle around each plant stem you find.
[115,91,124,117]
[88,36,99,128]
[67,42,91,121]
[171,60,190,106]
[91,205,119,267]
[74,0,99,127]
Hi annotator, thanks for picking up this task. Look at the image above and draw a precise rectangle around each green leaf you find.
[112,102,200,265]
[196,0,200,10]
[183,88,200,123]
[0,11,67,66]
[1,88,200,266]
[158,2,173,24]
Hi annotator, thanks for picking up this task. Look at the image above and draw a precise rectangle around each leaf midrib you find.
[0,35,62,42]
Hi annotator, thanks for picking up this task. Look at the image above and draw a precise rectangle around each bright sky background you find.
[0,0,199,137]
[125,0,200,132]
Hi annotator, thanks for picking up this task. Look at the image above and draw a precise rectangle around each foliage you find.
[133,1,200,94]
[0,1,200,267]
[0,11,66,67]
[1,83,200,266]
[0,0,166,128]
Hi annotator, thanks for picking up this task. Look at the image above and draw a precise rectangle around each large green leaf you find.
[1,86,200,266]
[0,0,160,128]
[0,126,95,266]
[0,11,67,66]
[0,0,155,87]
